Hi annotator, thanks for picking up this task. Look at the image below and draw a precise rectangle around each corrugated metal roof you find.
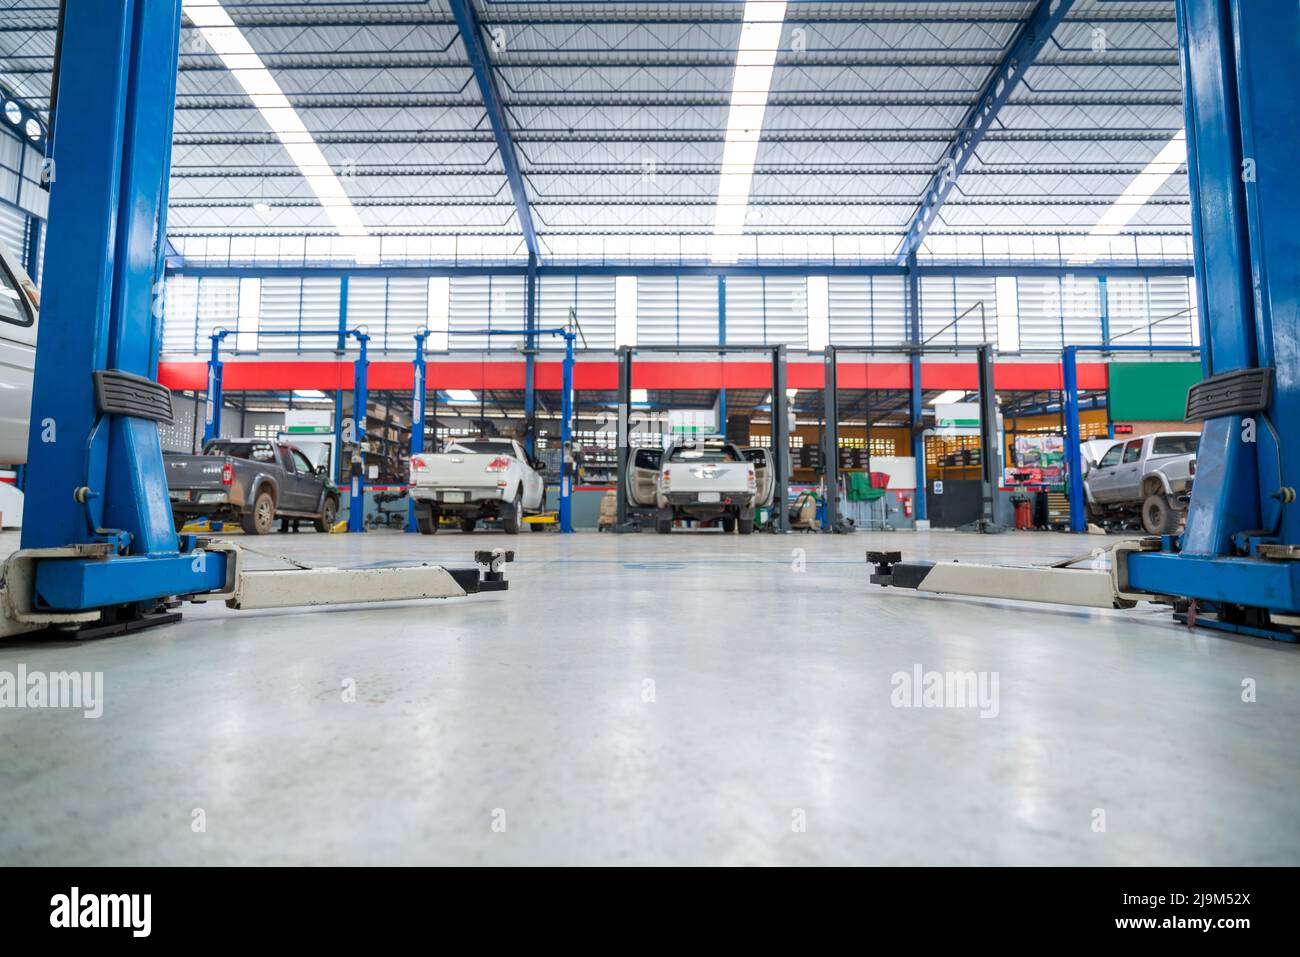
[0,0,1189,263]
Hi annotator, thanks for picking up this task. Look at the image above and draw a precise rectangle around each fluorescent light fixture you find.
[1070,130,1186,263]
[446,390,478,402]
[631,389,649,403]
[182,1,372,260]
[761,389,799,404]
[293,390,327,399]
[930,390,968,406]
[710,1,787,262]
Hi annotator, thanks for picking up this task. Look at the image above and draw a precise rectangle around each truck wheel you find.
[173,513,187,532]
[656,517,672,534]
[738,517,755,535]
[501,494,523,534]
[241,490,275,535]
[460,517,477,533]
[314,498,337,533]
[417,507,438,535]
[721,516,736,533]
[1142,493,1181,535]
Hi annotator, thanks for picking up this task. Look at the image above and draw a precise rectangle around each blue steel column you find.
[406,329,430,532]
[559,332,575,533]
[717,275,727,428]
[202,330,227,445]
[523,254,537,456]
[1062,347,1085,532]
[907,252,926,521]
[347,330,370,533]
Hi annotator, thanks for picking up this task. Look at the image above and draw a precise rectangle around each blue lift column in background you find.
[19,0,231,611]
[347,329,370,533]
[1116,0,1300,637]
[407,328,431,533]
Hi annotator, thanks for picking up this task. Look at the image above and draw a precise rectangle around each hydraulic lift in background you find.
[872,0,1300,642]
[0,0,508,639]
[612,344,791,533]
[823,343,1002,535]
[202,325,373,533]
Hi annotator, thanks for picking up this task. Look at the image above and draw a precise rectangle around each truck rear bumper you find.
[411,487,506,509]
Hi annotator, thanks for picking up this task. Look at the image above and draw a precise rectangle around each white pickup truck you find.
[1084,431,1200,534]
[409,437,546,534]
[654,440,757,534]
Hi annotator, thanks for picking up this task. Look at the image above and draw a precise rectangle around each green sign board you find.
[1107,361,1202,422]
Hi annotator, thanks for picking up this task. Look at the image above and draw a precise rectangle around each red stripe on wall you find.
[159,359,1108,393]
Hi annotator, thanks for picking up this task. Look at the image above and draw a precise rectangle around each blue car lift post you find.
[201,326,372,533]
[0,0,506,639]
[414,327,576,533]
[870,0,1300,643]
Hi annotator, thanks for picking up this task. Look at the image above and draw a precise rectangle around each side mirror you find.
[533,459,546,472]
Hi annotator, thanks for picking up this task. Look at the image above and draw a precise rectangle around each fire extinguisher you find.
[901,495,913,518]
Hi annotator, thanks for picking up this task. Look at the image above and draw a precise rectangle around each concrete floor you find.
[1,525,1298,866]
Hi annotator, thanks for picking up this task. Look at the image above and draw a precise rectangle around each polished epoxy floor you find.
[2,526,1298,865]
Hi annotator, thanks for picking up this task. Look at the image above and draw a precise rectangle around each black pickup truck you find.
[165,438,339,535]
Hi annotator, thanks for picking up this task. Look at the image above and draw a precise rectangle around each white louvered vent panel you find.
[162,275,200,354]
[762,276,808,349]
[449,275,492,351]
[299,277,341,340]
[195,277,239,351]
[636,276,679,346]
[485,275,526,352]
[954,277,997,347]
[1016,277,1064,352]
[538,275,616,351]
[257,278,302,344]
[725,277,764,345]
[677,276,719,345]
[0,203,26,264]
[828,277,872,346]
[1060,276,1103,345]
[871,276,908,348]
[1147,276,1195,346]
[920,277,956,346]
[1106,278,1148,345]
[345,277,387,354]
[381,277,429,353]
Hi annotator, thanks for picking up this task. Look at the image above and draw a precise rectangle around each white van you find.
[0,239,39,526]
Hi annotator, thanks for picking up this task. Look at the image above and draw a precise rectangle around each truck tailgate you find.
[164,455,229,490]
[663,462,751,494]
[413,453,499,487]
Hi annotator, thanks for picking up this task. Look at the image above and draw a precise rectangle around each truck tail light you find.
[661,470,670,490]
[221,462,234,486]
[484,456,510,473]
[411,456,428,473]
[747,467,756,491]
[1189,459,1197,476]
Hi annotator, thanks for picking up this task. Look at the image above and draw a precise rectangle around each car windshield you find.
[669,446,735,463]
[204,441,275,463]
[451,441,514,456]
[1151,435,1200,456]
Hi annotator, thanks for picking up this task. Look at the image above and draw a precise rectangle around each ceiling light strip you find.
[181,0,373,259]
[711,1,787,263]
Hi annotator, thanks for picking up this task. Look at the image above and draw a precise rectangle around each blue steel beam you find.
[895,0,1077,264]
[447,0,539,259]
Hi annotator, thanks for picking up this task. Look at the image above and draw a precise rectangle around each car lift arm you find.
[1,0,509,639]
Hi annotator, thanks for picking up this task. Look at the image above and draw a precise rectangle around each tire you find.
[501,494,523,534]
[529,524,547,533]
[738,517,755,535]
[460,517,478,533]
[173,513,188,532]
[656,518,672,534]
[241,489,276,535]
[721,516,736,533]
[417,507,438,535]
[314,497,337,533]
[1142,493,1181,535]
